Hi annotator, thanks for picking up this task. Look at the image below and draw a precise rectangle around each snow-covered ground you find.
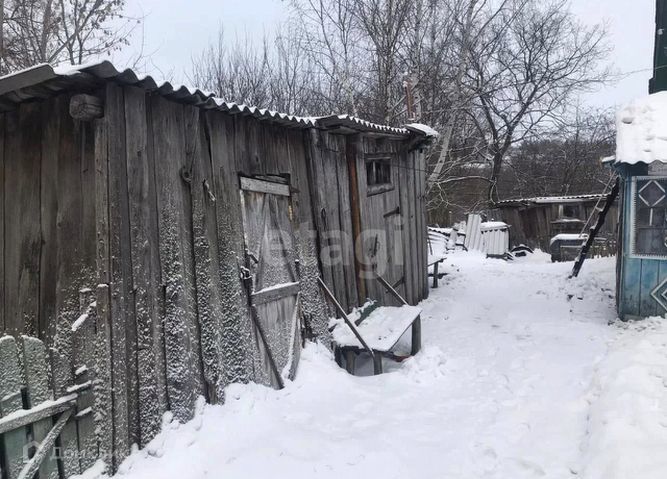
[80,251,667,479]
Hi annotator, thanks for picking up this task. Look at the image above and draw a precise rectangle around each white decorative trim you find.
[638,180,666,206]
[629,176,667,259]
[651,277,667,312]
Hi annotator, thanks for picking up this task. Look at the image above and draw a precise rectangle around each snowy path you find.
[83,252,667,479]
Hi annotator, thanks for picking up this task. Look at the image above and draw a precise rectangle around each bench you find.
[318,276,422,375]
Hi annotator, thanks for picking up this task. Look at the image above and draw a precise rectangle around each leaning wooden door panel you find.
[239,177,301,388]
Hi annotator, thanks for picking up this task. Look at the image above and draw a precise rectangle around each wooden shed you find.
[0,61,433,469]
[614,92,667,320]
[492,194,619,252]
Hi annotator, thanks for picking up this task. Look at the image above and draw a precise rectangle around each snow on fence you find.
[0,286,110,479]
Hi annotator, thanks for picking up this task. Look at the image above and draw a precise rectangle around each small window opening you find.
[562,205,580,218]
[365,156,394,195]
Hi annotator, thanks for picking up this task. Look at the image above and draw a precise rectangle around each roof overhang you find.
[0,61,437,141]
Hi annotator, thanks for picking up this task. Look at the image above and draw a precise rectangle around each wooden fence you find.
[0,285,111,479]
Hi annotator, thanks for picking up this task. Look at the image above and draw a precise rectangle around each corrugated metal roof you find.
[0,61,433,138]
[495,193,607,207]
[464,213,484,251]
[317,114,410,136]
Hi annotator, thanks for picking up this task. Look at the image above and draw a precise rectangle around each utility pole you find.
[650,0,667,93]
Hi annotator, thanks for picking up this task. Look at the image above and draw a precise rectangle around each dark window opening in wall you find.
[562,205,580,218]
[366,156,394,195]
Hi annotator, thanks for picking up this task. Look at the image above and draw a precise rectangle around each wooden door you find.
[239,176,301,388]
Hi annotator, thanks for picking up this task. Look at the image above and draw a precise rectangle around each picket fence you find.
[0,285,111,479]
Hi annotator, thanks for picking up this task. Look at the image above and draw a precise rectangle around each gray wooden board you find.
[407,150,418,304]
[81,120,98,285]
[39,99,60,345]
[151,95,201,423]
[252,283,301,306]
[94,284,113,471]
[144,94,169,423]
[92,115,113,470]
[94,115,110,284]
[0,395,75,436]
[333,137,359,311]
[398,150,414,305]
[20,103,42,337]
[321,137,347,311]
[4,103,41,336]
[0,336,27,479]
[52,94,83,478]
[240,176,290,196]
[205,111,253,387]
[306,130,337,310]
[417,150,428,299]
[73,291,98,471]
[20,336,59,479]
[125,86,165,446]
[0,114,4,332]
[234,116,264,382]
[186,104,224,403]
[286,128,326,362]
[105,83,131,466]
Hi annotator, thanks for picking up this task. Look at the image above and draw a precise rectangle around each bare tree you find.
[463,0,610,202]
[0,0,137,74]
[498,107,615,199]
[189,0,611,221]
[190,27,322,115]
[288,0,363,115]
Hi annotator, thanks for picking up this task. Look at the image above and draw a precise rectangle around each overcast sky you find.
[114,0,656,111]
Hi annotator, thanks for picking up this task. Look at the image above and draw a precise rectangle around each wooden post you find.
[346,135,367,304]
[411,317,422,355]
[433,261,439,288]
[70,94,104,121]
[373,353,383,375]
[345,350,356,374]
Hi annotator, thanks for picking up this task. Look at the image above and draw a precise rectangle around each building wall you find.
[496,200,619,252]
[0,83,430,468]
[617,163,667,320]
[0,94,99,343]
[308,130,429,312]
[97,83,339,456]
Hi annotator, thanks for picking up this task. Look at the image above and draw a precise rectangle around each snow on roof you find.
[480,221,508,231]
[405,123,439,137]
[495,194,606,206]
[616,91,667,165]
[549,233,587,246]
[0,61,436,138]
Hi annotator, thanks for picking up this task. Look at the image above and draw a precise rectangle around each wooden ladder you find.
[570,176,620,278]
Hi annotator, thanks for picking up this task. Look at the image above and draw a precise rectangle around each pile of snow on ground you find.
[75,251,667,479]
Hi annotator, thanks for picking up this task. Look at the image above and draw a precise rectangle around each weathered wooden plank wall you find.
[125,87,167,445]
[0,95,98,341]
[0,115,3,333]
[308,131,357,313]
[0,84,428,476]
[0,94,104,476]
[106,83,134,463]
[497,201,620,251]
[307,132,428,311]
